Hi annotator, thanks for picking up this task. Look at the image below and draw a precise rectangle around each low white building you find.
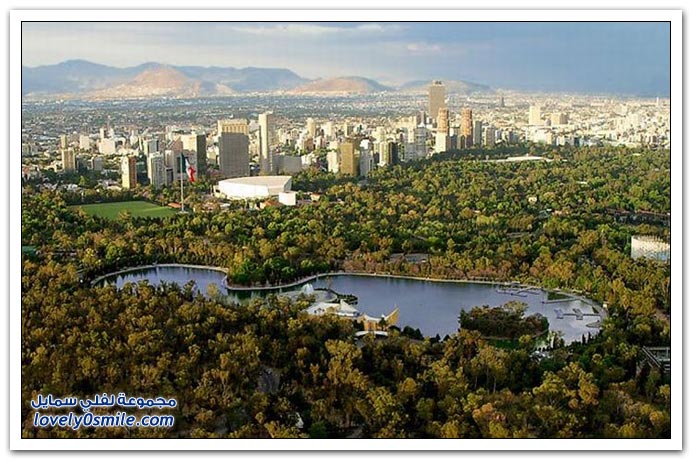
[217,175,292,200]
[278,191,297,206]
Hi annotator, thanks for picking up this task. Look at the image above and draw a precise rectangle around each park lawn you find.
[71,201,177,220]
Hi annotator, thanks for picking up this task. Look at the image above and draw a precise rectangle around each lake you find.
[102,266,602,344]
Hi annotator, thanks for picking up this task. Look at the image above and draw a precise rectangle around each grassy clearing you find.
[71,201,177,220]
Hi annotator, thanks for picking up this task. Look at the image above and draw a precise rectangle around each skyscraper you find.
[461,109,473,148]
[434,131,450,153]
[529,105,542,126]
[551,112,569,126]
[428,81,446,122]
[258,112,276,175]
[473,120,483,146]
[61,148,76,172]
[121,156,137,190]
[306,117,317,138]
[195,133,207,177]
[181,133,207,178]
[147,152,167,189]
[437,108,450,134]
[59,134,68,150]
[484,126,496,147]
[79,135,91,151]
[339,140,359,176]
[218,119,249,178]
[414,125,428,158]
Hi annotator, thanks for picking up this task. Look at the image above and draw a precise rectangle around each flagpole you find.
[180,151,184,213]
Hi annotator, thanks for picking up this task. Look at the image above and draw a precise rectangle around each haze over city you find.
[22,21,671,95]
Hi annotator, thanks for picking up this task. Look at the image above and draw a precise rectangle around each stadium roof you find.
[218,176,291,187]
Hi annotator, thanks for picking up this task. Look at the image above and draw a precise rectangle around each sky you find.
[21,22,671,96]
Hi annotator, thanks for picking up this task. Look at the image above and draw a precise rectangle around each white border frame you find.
[9,9,682,451]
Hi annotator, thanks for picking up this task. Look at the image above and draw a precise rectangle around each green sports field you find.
[70,201,177,220]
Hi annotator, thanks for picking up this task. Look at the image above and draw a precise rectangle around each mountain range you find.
[21,59,493,99]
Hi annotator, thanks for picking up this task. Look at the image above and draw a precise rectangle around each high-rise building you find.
[99,138,116,155]
[181,133,207,178]
[59,134,68,150]
[414,126,428,158]
[434,131,450,153]
[89,156,104,172]
[322,122,334,139]
[428,81,446,121]
[473,120,483,146]
[437,108,450,134]
[143,139,159,156]
[359,150,374,177]
[461,109,473,148]
[79,135,91,151]
[61,149,76,172]
[551,112,569,126]
[499,95,505,108]
[258,112,276,174]
[339,140,359,176]
[121,156,137,190]
[306,118,317,138]
[195,133,207,177]
[484,126,496,147]
[327,150,340,173]
[147,152,167,189]
[218,119,250,178]
[529,105,542,126]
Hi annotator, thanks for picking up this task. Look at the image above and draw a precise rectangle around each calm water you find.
[104,268,601,343]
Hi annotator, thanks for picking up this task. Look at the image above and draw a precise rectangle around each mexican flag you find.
[184,157,196,183]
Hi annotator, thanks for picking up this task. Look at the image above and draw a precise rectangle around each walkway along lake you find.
[99,265,603,344]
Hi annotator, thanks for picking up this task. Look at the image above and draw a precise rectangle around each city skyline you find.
[22,21,671,96]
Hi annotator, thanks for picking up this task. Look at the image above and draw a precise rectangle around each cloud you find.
[227,22,401,38]
[405,42,443,55]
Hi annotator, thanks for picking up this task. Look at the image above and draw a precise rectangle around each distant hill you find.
[290,76,393,95]
[21,60,309,99]
[21,60,493,100]
[399,79,494,95]
[85,65,235,99]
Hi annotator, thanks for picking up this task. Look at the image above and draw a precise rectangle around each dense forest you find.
[21,145,671,438]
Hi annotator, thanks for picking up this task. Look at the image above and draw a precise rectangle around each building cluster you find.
[21,82,671,192]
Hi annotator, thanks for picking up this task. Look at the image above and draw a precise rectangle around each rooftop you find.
[218,175,292,187]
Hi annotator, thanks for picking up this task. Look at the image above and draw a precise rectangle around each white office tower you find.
[359,150,374,177]
[147,153,167,189]
[374,126,386,143]
[529,105,542,126]
[434,132,450,153]
[99,138,117,155]
[322,122,335,140]
[378,142,389,167]
[327,150,340,173]
[259,112,276,174]
[306,117,317,137]
[79,135,91,151]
